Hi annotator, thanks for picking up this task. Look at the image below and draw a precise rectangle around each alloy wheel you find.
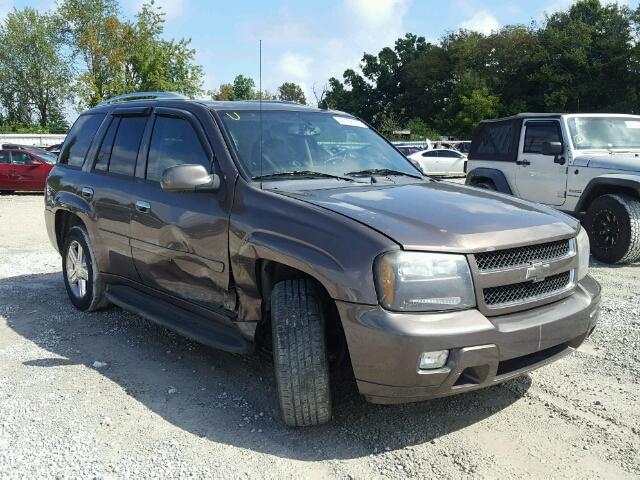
[66,240,89,298]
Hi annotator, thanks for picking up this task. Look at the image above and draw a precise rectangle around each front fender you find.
[228,183,397,322]
[575,174,640,212]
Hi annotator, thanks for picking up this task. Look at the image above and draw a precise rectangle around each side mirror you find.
[542,141,563,156]
[160,164,221,193]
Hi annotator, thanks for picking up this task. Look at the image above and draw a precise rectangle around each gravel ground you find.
[0,193,638,479]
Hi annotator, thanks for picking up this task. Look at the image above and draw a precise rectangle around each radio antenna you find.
[259,39,263,186]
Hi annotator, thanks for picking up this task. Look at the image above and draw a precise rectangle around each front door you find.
[10,152,47,190]
[515,120,567,206]
[129,107,231,309]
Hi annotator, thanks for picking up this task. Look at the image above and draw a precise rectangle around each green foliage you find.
[58,0,203,108]
[232,75,256,100]
[0,8,72,130]
[277,82,306,104]
[325,0,640,137]
[406,118,439,141]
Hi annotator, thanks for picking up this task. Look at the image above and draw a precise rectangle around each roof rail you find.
[97,92,188,107]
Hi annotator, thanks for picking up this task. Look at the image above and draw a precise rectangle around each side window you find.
[440,150,460,158]
[475,122,516,156]
[523,124,561,154]
[146,115,210,182]
[11,152,32,165]
[108,116,147,176]
[93,117,120,172]
[0,151,9,164]
[422,151,438,157]
[58,114,105,167]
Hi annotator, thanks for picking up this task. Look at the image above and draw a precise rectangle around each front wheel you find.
[271,279,332,427]
[583,194,640,264]
[62,226,110,311]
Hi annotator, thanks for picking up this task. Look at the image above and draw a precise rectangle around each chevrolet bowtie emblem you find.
[525,262,551,283]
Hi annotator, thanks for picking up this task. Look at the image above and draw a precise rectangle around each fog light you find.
[419,350,449,370]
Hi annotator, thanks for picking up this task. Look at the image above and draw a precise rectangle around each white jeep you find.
[465,113,640,264]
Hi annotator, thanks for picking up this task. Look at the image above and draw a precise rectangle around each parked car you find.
[465,113,640,264]
[0,148,57,192]
[408,148,466,175]
[45,93,600,426]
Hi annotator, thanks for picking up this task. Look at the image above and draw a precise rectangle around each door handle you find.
[135,200,151,213]
[81,187,94,199]
[516,159,531,166]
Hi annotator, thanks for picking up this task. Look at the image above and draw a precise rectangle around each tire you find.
[271,279,331,427]
[62,225,110,311]
[474,180,496,191]
[583,194,640,264]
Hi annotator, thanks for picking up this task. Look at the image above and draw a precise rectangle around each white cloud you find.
[277,52,313,82]
[460,11,500,34]
[126,0,189,19]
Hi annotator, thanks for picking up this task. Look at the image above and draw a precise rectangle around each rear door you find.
[129,106,231,309]
[87,108,150,280]
[0,151,10,188]
[515,120,567,206]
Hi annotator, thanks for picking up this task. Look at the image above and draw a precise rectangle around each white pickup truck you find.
[465,113,640,264]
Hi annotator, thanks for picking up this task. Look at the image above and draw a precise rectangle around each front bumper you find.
[337,275,601,404]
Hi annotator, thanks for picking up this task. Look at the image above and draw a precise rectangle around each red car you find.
[0,148,57,192]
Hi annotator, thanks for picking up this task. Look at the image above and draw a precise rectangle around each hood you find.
[278,181,579,252]
[575,152,640,172]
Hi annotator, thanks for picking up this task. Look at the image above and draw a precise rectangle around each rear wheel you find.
[62,226,110,311]
[473,180,496,191]
[271,279,332,427]
[583,194,640,264]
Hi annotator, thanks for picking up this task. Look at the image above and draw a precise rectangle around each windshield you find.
[567,116,640,150]
[31,150,57,164]
[218,110,420,179]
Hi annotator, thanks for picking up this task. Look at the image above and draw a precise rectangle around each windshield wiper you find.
[252,170,357,182]
[345,168,423,179]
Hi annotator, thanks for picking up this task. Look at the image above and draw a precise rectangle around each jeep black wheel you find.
[474,180,496,191]
[271,279,331,427]
[584,194,640,264]
[62,226,110,311]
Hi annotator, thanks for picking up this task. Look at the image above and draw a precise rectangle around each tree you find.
[210,83,235,100]
[0,8,72,128]
[232,75,256,100]
[60,0,203,108]
[277,82,306,104]
[58,0,127,108]
[124,2,203,97]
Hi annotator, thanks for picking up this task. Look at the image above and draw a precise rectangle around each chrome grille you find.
[475,240,571,271]
[483,271,572,307]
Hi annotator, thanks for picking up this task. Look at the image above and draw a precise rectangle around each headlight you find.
[374,251,476,312]
[576,227,590,280]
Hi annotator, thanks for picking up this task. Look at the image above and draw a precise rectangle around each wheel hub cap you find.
[594,210,619,249]
[66,240,88,298]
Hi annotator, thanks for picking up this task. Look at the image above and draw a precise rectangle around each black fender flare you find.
[465,167,513,195]
[575,175,640,213]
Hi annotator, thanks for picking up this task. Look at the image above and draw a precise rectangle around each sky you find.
[6,0,640,102]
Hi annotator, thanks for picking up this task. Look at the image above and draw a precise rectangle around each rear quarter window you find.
[468,119,521,162]
[58,114,106,168]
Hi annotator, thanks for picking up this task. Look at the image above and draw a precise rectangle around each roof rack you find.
[97,92,188,107]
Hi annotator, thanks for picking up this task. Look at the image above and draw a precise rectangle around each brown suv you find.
[45,93,601,427]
